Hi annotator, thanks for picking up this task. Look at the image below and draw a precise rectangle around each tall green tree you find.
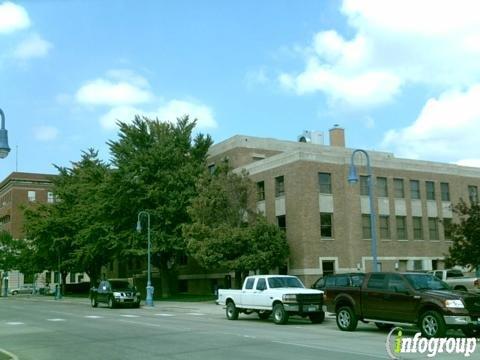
[107,116,212,297]
[183,165,289,288]
[446,199,480,270]
[23,149,114,286]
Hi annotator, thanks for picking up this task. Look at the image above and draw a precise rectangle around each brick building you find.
[177,128,480,291]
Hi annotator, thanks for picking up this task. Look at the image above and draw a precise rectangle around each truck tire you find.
[336,306,358,331]
[419,310,446,338]
[273,303,289,325]
[108,296,115,309]
[309,311,325,324]
[258,311,271,320]
[91,296,98,308]
[226,301,239,320]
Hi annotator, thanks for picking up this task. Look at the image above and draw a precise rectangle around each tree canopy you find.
[183,165,289,287]
[446,199,480,270]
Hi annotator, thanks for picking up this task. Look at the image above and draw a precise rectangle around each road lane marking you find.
[119,314,139,318]
[186,312,205,316]
[155,313,175,317]
[47,318,66,322]
[85,315,103,319]
[5,322,24,325]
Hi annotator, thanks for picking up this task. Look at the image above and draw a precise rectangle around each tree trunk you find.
[159,257,170,298]
[234,270,242,289]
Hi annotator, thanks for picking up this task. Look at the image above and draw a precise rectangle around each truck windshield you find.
[404,274,449,291]
[268,277,304,288]
[110,281,134,291]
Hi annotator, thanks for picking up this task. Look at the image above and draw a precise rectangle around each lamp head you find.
[348,164,359,184]
[0,129,10,159]
[136,220,142,233]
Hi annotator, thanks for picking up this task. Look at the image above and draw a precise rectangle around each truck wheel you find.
[309,311,325,324]
[91,296,98,308]
[336,306,358,331]
[273,303,289,325]
[226,301,239,320]
[108,296,115,309]
[419,310,446,338]
[258,311,271,320]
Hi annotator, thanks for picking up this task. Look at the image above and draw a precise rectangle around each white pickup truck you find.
[217,275,325,324]
[431,269,480,293]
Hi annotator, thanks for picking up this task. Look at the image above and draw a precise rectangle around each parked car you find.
[325,272,480,337]
[9,284,34,295]
[90,279,141,308]
[430,269,480,293]
[312,273,365,291]
[217,275,325,324]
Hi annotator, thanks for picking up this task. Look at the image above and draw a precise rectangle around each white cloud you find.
[0,2,30,34]
[280,0,480,106]
[34,126,59,141]
[76,77,153,106]
[13,33,52,60]
[99,100,217,131]
[381,85,480,163]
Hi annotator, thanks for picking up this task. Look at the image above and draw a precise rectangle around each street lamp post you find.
[0,109,10,297]
[348,149,379,272]
[137,211,154,306]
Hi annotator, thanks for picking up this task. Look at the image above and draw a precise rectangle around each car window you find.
[351,274,365,287]
[335,275,349,287]
[256,278,267,291]
[267,277,304,288]
[366,274,387,290]
[404,274,450,290]
[110,281,132,291]
[446,270,464,278]
[434,271,442,280]
[387,274,408,292]
[313,278,325,289]
[325,276,335,287]
[245,278,255,290]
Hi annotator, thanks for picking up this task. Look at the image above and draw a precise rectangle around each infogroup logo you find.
[385,327,477,359]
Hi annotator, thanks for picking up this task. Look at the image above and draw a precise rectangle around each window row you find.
[257,174,479,205]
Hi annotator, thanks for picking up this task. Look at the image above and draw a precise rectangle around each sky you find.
[2,0,480,179]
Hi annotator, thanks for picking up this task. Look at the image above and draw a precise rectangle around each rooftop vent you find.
[298,130,324,145]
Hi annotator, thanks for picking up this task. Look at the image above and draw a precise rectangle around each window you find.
[428,217,439,240]
[376,177,388,197]
[256,181,265,201]
[362,214,371,239]
[318,172,332,194]
[69,273,75,283]
[426,181,435,200]
[335,275,349,287]
[275,176,285,197]
[320,213,333,238]
[360,176,369,196]
[27,190,36,202]
[441,182,450,201]
[277,215,286,231]
[410,180,420,199]
[394,178,404,198]
[245,278,255,290]
[322,260,335,275]
[208,164,216,174]
[413,217,423,240]
[468,185,478,204]
[396,216,407,240]
[379,215,390,239]
[366,273,386,289]
[47,192,54,203]
[443,218,452,240]
[413,260,423,271]
[256,278,267,291]
[387,274,408,293]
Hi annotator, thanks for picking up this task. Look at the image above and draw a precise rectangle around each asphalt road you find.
[0,296,475,360]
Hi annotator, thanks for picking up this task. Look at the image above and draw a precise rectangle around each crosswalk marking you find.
[85,315,103,319]
[119,314,139,318]
[186,312,205,316]
[6,322,24,325]
[47,318,65,322]
[155,313,174,317]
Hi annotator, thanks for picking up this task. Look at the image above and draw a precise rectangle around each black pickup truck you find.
[90,279,141,309]
[325,272,480,337]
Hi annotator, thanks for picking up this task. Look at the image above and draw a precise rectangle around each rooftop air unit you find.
[298,130,324,145]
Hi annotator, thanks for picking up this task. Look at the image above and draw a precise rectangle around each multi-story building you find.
[0,172,88,293]
[177,128,480,290]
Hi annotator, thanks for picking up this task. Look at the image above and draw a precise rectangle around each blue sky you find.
[1,0,480,179]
